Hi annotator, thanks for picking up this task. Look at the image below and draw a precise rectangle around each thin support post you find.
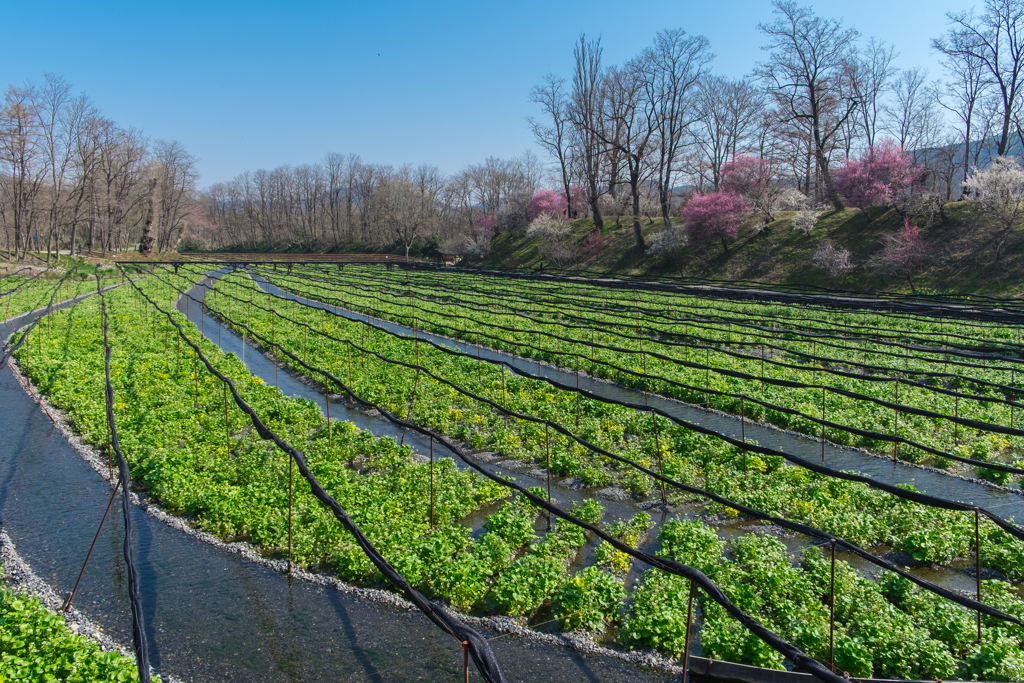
[288,454,293,574]
[63,479,121,612]
[224,383,230,448]
[546,423,552,531]
[829,538,837,672]
[893,380,899,462]
[821,387,826,463]
[325,380,332,447]
[429,436,435,530]
[573,358,581,428]
[705,348,710,409]
[741,397,747,475]
[976,507,982,642]
[463,641,469,683]
[681,579,695,683]
[652,412,666,505]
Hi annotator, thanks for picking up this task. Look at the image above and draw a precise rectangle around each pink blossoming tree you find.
[870,217,930,292]
[834,140,919,211]
[527,190,569,221]
[720,154,786,225]
[681,192,751,252]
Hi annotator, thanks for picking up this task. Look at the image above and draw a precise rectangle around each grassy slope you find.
[480,202,1024,298]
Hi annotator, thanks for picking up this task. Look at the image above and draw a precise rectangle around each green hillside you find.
[480,202,1024,298]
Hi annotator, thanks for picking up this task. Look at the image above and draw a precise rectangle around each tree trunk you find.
[721,236,729,252]
[139,178,158,256]
[816,148,844,211]
[631,183,645,254]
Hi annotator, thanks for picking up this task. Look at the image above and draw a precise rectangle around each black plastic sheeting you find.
[121,269,508,683]
[310,265,1024,359]
[245,268,1024,476]
[430,265,1024,323]
[154,271,855,683]
[99,282,152,683]
[0,270,76,367]
[183,267,1024,542]
[160,270,1024,637]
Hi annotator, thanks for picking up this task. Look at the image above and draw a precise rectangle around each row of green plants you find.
[393,267,1020,349]
[11,277,644,642]
[627,519,1024,681]
[27,270,1024,678]
[193,271,1024,578]
[0,271,120,325]
[0,568,149,682]
[285,266,1023,477]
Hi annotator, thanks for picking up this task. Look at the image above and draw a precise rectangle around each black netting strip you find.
[1,269,77,367]
[242,269,1024,475]
[99,282,152,683]
[177,272,1024,635]
[314,265,1024,355]
[122,268,508,683]
[170,268,1024,545]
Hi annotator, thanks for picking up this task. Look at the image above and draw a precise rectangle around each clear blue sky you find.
[4,0,968,186]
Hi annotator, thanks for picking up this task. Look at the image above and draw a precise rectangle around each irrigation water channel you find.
[1,272,1018,682]
[243,269,1024,595]
[0,283,673,682]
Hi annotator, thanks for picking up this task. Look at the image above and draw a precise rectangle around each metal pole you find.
[976,507,982,642]
[288,455,293,574]
[893,380,899,462]
[705,348,710,409]
[741,397,747,475]
[829,538,836,672]
[224,383,230,448]
[63,479,121,612]
[325,380,332,447]
[821,386,826,463]
[576,354,581,428]
[546,423,552,531]
[430,436,435,530]
[463,641,469,683]
[653,412,666,505]
[681,579,695,683]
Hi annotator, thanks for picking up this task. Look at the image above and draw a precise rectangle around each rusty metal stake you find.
[681,578,695,683]
[821,387,826,463]
[63,479,121,612]
[288,454,293,574]
[976,506,982,642]
[463,640,469,683]
[575,354,581,428]
[829,538,837,672]
[652,412,666,505]
[546,423,552,531]
[430,435,435,530]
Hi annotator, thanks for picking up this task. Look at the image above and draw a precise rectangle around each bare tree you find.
[885,68,945,159]
[692,76,764,190]
[848,38,898,149]
[756,0,861,210]
[935,28,990,195]
[529,75,575,216]
[935,0,1024,157]
[568,34,607,232]
[645,28,713,226]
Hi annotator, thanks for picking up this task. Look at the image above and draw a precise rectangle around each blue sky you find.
[5,0,969,185]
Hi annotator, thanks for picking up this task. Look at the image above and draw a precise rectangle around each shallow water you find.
[249,271,1024,521]
[0,286,675,682]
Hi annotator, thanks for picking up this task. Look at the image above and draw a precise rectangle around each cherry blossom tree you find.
[834,139,919,210]
[681,192,751,251]
[527,189,569,221]
[720,154,787,226]
[870,217,930,292]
